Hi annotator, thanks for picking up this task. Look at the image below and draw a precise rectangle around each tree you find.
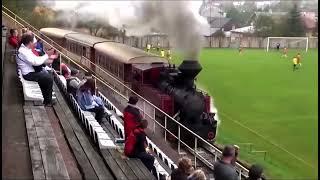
[3,0,37,22]
[226,6,254,26]
[254,15,274,37]
[286,4,305,36]
[77,19,106,36]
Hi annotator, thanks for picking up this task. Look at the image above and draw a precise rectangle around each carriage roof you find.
[94,42,168,64]
[39,28,76,38]
[65,33,112,47]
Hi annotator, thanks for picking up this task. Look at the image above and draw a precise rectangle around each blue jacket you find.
[76,90,103,110]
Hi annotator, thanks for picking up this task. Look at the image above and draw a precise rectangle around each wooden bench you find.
[53,73,115,148]
[54,72,158,179]
[100,116,156,180]
[17,69,56,103]
[99,93,175,178]
[23,105,69,180]
[53,81,114,180]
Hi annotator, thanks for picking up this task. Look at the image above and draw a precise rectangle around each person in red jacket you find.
[124,96,142,140]
[8,29,19,49]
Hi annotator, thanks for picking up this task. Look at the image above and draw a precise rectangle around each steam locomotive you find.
[40,28,218,142]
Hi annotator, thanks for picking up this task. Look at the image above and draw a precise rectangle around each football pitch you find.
[157,48,318,179]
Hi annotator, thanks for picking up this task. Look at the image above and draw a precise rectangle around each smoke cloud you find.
[43,1,209,59]
[131,1,208,59]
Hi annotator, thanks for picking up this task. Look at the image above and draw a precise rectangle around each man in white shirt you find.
[17,33,55,106]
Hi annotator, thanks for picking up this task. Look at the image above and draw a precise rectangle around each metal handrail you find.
[2,7,250,178]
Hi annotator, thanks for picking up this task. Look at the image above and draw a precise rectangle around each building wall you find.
[120,35,318,49]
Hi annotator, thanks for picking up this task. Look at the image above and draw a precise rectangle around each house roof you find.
[230,26,255,33]
[209,17,231,28]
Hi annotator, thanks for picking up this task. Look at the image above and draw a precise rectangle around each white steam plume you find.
[43,1,209,59]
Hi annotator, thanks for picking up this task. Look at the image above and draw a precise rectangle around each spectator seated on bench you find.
[124,96,142,141]
[16,33,56,106]
[8,28,19,49]
[125,120,157,178]
[77,78,106,124]
[61,65,81,98]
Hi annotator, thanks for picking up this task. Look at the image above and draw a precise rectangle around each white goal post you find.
[266,37,309,52]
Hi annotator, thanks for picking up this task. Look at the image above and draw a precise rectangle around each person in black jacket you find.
[247,164,263,180]
[132,119,157,177]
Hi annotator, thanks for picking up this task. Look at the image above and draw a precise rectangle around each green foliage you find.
[254,15,275,37]
[286,4,305,36]
[3,0,36,21]
[226,7,253,26]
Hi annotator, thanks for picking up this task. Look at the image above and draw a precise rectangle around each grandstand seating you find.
[17,69,56,102]
[98,92,176,176]
[54,73,117,149]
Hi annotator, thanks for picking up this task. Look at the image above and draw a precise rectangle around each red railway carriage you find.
[65,33,111,70]
[39,28,76,52]
[94,42,170,110]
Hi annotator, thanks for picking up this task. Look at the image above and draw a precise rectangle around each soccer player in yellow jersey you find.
[166,49,172,61]
[292,57,298,71]
[296,53,302,66]
[160,49,165,57]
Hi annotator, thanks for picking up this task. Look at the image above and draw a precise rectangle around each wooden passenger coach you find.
[39,28,76,53]
[94,42,168,95]
[65,33,111,70]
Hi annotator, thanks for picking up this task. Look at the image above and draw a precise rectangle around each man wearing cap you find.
[123,96,142,140]
[213,145,238,180]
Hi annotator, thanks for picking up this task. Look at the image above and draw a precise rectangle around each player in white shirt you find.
[16,33,56,106]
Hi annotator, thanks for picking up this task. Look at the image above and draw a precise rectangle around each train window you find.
[96,54,100,65]
[119,64,124,79]
[82,46,86,57]
[86,48,90,59]
[106,57,110,70]
[114,62,118,75]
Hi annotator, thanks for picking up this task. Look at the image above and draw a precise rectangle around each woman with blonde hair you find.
[187,169,206,180]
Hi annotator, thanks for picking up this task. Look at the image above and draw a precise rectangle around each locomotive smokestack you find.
[178,60,202,80]
[178,60,202,89]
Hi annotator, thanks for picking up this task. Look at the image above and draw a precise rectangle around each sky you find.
[49,1,207,31]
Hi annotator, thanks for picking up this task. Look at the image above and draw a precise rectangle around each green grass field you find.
[151,48,318,179]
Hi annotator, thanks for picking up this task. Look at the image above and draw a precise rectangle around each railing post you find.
[94,78,97,96]
[238,170,242,180]
[153,108,156,134]
[143,101,146,118]
[194,137,197,168]
[59,54,62,75]
[178,125,181,154]
[214,151,217,161]
[14,14,16,28]
[164,116,167,142]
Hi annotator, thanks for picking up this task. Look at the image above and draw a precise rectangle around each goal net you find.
[266,37,309,52]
